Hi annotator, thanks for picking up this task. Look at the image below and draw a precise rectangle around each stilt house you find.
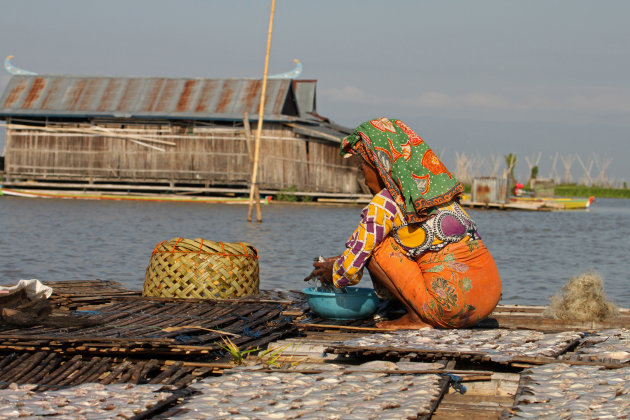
[0,75,362,195]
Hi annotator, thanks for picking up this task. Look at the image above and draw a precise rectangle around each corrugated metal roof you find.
[0,75,298,121]
[286,122,347,143]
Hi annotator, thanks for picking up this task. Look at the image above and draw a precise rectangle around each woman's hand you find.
[304,256,340,286]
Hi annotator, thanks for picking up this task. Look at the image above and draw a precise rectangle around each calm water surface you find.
[1,196,628,308]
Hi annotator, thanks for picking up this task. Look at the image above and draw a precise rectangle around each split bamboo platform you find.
[0,280,628,419]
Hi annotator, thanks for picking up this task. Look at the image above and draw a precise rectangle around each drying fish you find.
[0,382,173,419]
[562,328,630,363]
[170,369,442,419]
[506,363,630,418]
[333,329,583,363]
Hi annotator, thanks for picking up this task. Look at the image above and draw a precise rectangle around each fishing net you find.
[143,237,259,299]
[545,271,618,321]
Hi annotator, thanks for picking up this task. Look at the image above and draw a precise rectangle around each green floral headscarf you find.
[340,117,463,223]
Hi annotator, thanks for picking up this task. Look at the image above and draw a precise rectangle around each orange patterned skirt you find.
[372,236,501,328]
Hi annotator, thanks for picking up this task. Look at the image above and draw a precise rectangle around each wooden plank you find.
[0,335,175,344]
[433,378,517,420]
[508,355,628,369]
[251,367,492,377]
[482,314,630,331]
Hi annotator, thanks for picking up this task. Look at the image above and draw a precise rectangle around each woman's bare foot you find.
[376,313,434,330]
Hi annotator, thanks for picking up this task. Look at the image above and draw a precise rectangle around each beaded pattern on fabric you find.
[393,201,480,259]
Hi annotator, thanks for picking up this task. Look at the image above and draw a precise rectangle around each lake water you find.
[1,196,628,308]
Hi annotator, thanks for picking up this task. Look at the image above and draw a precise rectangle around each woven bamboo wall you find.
[3,120,360,193]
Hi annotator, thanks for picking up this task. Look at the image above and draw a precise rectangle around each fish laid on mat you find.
[564,328,630,363]
[0,383,173,418]
[171,370,442,419]
[509,364,630,418]
[334,329,583,362]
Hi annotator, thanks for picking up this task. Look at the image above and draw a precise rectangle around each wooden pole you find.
[248,0,276,223]
[243,112,262,220]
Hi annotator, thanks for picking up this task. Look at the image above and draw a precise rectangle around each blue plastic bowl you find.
[302,287,381,320]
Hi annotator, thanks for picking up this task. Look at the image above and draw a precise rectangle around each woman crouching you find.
[307,118,502,330]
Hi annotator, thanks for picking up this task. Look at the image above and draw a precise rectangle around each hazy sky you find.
[1,0,628,183]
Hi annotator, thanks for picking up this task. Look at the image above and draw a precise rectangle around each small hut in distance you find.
[0,73,363,197]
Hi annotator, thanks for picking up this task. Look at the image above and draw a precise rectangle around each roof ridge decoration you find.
[268,59,302,79]
[4,55,37,75]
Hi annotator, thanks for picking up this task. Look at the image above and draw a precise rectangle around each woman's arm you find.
[332,191,397,288]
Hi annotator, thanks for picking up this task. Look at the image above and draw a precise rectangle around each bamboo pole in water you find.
[248,0,276,223]
[243,112,262,221]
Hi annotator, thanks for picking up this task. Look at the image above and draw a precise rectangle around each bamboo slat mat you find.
[0,298,296,358]
[43,279,139,296]
[0,351,222,391]
[0,280,305,396]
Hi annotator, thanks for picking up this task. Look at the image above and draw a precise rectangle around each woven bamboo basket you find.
[143,237,259,299]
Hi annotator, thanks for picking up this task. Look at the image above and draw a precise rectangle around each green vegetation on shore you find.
[462,183,629,199]
[554,184,630,199]
[276,185,314,202]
